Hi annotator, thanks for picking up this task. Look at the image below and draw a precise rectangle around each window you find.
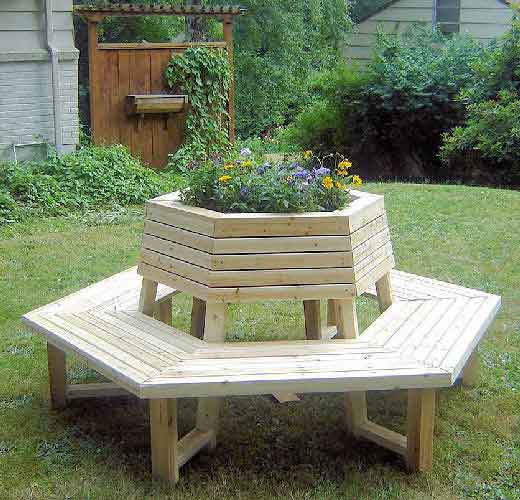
[435,0,461,34]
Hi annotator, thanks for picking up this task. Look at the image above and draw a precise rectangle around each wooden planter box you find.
[126,94,188,115]
[138,191,395,302]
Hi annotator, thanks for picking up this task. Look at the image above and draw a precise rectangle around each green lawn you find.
[0,183,519,499]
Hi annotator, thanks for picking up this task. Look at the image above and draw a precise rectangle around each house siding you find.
[346,0,514,63]
[0,0,78,161]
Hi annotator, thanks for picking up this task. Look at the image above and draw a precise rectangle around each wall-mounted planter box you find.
[138,190,395,302]
[126,94,188,115]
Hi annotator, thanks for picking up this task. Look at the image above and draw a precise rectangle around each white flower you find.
[240,147,252,158]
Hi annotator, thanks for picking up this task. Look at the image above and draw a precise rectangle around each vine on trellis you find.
[165,47,231,170]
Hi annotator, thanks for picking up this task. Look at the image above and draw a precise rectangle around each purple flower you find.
[314,167,330,177]
[240,147,252,158]
[294,169,308,179]
[240,186,249,198]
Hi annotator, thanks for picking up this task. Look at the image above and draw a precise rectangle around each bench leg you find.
[327,299,337,327]
[462,351,479,387]
[196,302,226,450]
[47,342,67,410]
[376,272,393,312]
[407,388,435,472]
[190,297,206,339]
[150,399,179,483]
[336,298,368,434]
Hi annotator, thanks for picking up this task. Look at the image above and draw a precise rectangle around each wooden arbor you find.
[75,3,246,168]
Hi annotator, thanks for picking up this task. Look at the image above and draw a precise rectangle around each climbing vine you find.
[165,47,231,170]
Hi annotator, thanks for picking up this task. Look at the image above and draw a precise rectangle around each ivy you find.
[165,47,231,170]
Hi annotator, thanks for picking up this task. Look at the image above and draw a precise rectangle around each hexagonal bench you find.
[23,265,500,483]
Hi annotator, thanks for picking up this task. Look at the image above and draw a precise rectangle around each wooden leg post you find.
[196,302,226,450]
[150,399,179,483]
[376,272,393,313]
[462,351,479,387]
[156,298,172,326]
[139,278,158,317]
[190,297,206,339]
[327,299,337,327]
[47,342,67,410]
[303,300,321,340]
[336,298,368,434]
[407,388,436,472]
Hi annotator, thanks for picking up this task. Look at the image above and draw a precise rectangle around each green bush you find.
[0,145,172,222]
[285,26,485,179]
[180,150,362,213]
[440,91,520,184]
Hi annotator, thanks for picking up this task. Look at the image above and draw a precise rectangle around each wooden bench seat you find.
[22,268,500,481]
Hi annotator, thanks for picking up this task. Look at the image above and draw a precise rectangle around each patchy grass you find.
[0,183,519,499]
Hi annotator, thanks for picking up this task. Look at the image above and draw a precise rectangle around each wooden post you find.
[139,278,158,317]
[156,298,172,326]
[376,272,393,313]
[47,343,67,410]
[462,351,479,387]
[407,388,436,472]
[222,16,235,143]
[150,399,179,483]
[196,302,227,449]
[336,298,368,434]
[190,297,207,339]
[303,300,321,340]
[326,299,337,326]
[87,20,99,143]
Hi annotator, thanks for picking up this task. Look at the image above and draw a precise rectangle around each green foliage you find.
[165,47,231,170]
[229,0,352,137]
[180,150,361,213]
[440,91,520,184]
[0,145,171,223]
[286,26,485,179]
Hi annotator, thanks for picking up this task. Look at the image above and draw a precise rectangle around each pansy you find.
[322,176,333,190]
[218,175,232,184]
[314,166,331,177]
[241,160,254,168]
[352,175,363,187]
[303,150,313,159]
[240,147,252,158]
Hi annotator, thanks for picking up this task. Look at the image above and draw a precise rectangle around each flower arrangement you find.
[180,149,362,213]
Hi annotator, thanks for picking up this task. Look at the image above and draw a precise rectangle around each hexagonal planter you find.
[138,190,395,302]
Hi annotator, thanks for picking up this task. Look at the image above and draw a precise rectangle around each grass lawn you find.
[0,183,519,499]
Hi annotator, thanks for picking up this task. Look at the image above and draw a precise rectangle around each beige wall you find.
[346,0,514,63]
[0,0,75,51]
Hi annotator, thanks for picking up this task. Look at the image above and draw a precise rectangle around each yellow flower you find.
[336,168,348,177]
[352,175,362,187]
[303,150,313,159]
[335,181,346,190]
[241,160,254,168]
[224,162,235,170]
[218,175,232,184]
[322,176,333,190]
[338,159,352,169]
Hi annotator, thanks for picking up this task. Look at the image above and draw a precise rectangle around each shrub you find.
[0,145,172,222]
[440,91,520,184]
[285,26,485,179]
[180,149,362,213]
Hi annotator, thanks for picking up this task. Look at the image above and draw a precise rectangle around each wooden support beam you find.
[407,388,436,472]
[156,297,172,326]
[335,298,359,340]
[222,16,235,143]
[327,298,337,326]
[177,429,215,468]
[87,21,99,143]
[461,351,479,387]
[376,272,393,312]
[196,302,227,450]
[47,343,67,410]
[66,382,131,400]
[150,399,179,483]
[190,297,206,339]
[303,300,321,340]
[344,391,368,435]
[355,420,407,457]
[139,278,158,317]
